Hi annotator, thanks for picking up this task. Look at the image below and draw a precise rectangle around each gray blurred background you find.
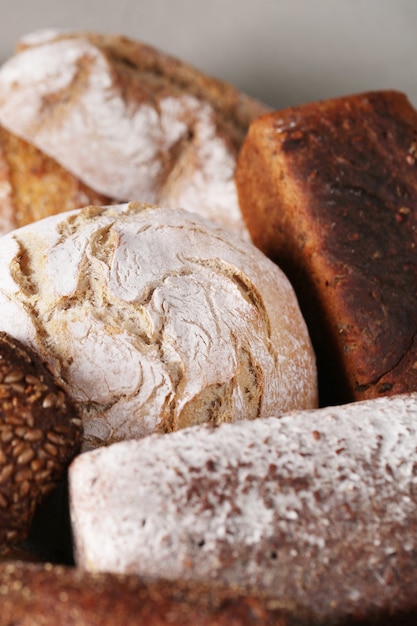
[0,0,416,110]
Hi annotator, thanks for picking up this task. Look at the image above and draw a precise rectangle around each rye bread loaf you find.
[0,125,112,235]
[235,90,417,405]
[0,202,317,450]
[70,393,417,625]
[0,561,298,626]
[0,29,270,238]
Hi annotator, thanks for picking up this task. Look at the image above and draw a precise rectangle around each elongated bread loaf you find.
[70,393,417,624]
[0,202,317,450]
[0,29,270,238]
[0,561,298,626]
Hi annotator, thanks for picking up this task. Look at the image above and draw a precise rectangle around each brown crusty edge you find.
[0,125,112,233]
[235,90,417,405]
[0,561,300,626]
[0,561,416,625]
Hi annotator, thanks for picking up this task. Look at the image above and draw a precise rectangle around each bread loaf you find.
[0,125,112,235]
[0,29,270,238]
[70,393,417,624]
[0,202,317,450]
[0,332,81,551]
[0,561,299,626]
[235,90,417,405]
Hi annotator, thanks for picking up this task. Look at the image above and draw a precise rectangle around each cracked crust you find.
[0,202,317,450]
[236,90,417,404]
[0,29,270,238]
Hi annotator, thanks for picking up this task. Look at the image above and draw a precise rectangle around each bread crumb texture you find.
[0,203,317,449]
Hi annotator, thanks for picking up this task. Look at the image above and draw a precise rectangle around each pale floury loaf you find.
[0,30,270,238]
[0,202,317,449]
[69,393,417,624]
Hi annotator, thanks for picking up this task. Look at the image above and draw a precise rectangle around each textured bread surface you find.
[235,90,417,405]
[0,561,298,626]
[0,29,270,238]
[0,125,112,235]
[0,332,81,551]
[70,392,417,624]
[0,202,317,450]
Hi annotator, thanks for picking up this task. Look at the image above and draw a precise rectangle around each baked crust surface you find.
[236,90,417,404]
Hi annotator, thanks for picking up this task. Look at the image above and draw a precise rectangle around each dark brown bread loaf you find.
[0,332,82,552]
[0,125,112,235]
[235,90,417,405]
[0,562,298,626]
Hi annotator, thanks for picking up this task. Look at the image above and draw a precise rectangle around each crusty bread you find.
[0,29,270,238]
[0,202,317,450]
[69,392,417,625]
[235,90,417,405]
[0,332,81,551]
[0,561,299,626]
[0,125,112,235]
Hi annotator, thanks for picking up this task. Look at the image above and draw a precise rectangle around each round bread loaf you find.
[0,29,270,238]
[0,202,317,450]
[0,332,81,551]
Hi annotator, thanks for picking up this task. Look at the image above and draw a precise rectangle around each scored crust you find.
[0,202,317,450]
[0,29,270,238]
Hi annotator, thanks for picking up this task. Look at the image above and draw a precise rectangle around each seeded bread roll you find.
[0,202,317,450]
[0,29,270,238]
[235,90,417,405]
[0,125,112,235]
[70,393,417,624]
[0,332,81,552]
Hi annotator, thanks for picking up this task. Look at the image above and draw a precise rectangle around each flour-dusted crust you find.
[0,30,270,238]
[69,392,417,623]
[0,202,317,450]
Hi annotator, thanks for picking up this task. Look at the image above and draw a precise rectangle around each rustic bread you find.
[69,392,417,625]
[0,29,270,238]
[0,332,81,552]
[0,561,299,626]
[0,202,317,450]
[235,90,417,405]
[0,125,112,235]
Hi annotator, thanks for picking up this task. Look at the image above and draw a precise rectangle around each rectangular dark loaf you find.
[235,90,417,405]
